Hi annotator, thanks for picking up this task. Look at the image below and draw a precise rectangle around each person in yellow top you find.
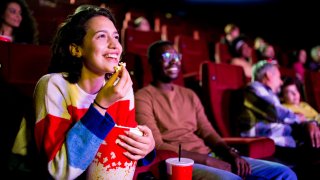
[281,77,320,123]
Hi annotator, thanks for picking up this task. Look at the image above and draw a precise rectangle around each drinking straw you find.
[179,144,181,162]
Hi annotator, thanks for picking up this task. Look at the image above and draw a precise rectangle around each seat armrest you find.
[223,137,275,159]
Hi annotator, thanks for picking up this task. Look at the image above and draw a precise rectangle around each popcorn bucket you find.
[87,125,143,179]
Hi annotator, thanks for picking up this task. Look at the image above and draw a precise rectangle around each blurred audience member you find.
[0,0,38,44]
[253,37,266,53]
[257,43,276,60]
[133,16,151,32]
[281,77,320,123]
[239,60,320,179]
[307,45,320,71]
[230,37,253,80]
[223,23,240,48]
[240,60,319,147]
[252,37,266,63]
[215,23,241,63]
[38,0,56,7]
[288,49,307,83]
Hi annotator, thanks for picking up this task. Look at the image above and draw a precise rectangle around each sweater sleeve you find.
[137,149,156,166]
[33,75,115,179]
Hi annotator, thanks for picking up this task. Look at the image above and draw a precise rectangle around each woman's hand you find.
[94,65,133,112]
[117,125,155,161]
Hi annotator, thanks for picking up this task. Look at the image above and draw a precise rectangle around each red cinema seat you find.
[304,70,320,112]
[279,66,296,80]
[214,41,232,64]
[5,43,51,96]
[123,28,161,56]
[175,35,210,80]
[200,61,275,159]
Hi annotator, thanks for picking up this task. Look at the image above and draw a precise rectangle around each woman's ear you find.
[69,43,83,58]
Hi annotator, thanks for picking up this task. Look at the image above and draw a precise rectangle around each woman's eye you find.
[97,34,106,39]
[9,9,16,14]
[114,35,119,40]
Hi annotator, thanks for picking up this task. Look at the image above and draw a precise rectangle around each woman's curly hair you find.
[48,5,117,84]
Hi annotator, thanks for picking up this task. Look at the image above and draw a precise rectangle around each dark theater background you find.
[26,0,318,50]
[121,0,318,50]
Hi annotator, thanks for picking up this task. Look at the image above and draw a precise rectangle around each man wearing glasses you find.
[134,40,296,179]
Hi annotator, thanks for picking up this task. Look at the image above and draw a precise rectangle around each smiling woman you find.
[0,0,38,44]
[33,4,155,179]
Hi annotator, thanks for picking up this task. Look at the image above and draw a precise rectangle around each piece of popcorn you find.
[114,62,126,72]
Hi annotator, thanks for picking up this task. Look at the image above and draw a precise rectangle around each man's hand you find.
[232,156,251,178]
[306,122,320,148]
[295,113,307,122]
[205,157,232,172]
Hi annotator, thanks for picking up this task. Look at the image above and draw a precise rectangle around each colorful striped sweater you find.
[33,73,151,179]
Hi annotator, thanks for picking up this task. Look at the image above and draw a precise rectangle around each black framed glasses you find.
[161,52,182,64]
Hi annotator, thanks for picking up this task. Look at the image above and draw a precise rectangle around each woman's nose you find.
[108,38,120,49]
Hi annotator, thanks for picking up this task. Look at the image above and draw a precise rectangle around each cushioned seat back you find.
[175,35,209,79]
[200,61,246,137]
[123,28,161,56]
[304,70,320,112]
[8,43,51,84]
[279,66,296,80]
[215,42,232,64]
[2,43,51,96]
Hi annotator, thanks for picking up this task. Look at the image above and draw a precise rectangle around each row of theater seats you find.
[121,9,203,42]
[0,41,275,178]
[121,25,320,161]
[121,26,277,158]
[199,61,276,158]
[121,25,320,113]
[121,27,211,91]
[132,62,277,178]
[0,45,296,177]
[0,41,51,97]
[2,29,320,179]
[32,4,77,45]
